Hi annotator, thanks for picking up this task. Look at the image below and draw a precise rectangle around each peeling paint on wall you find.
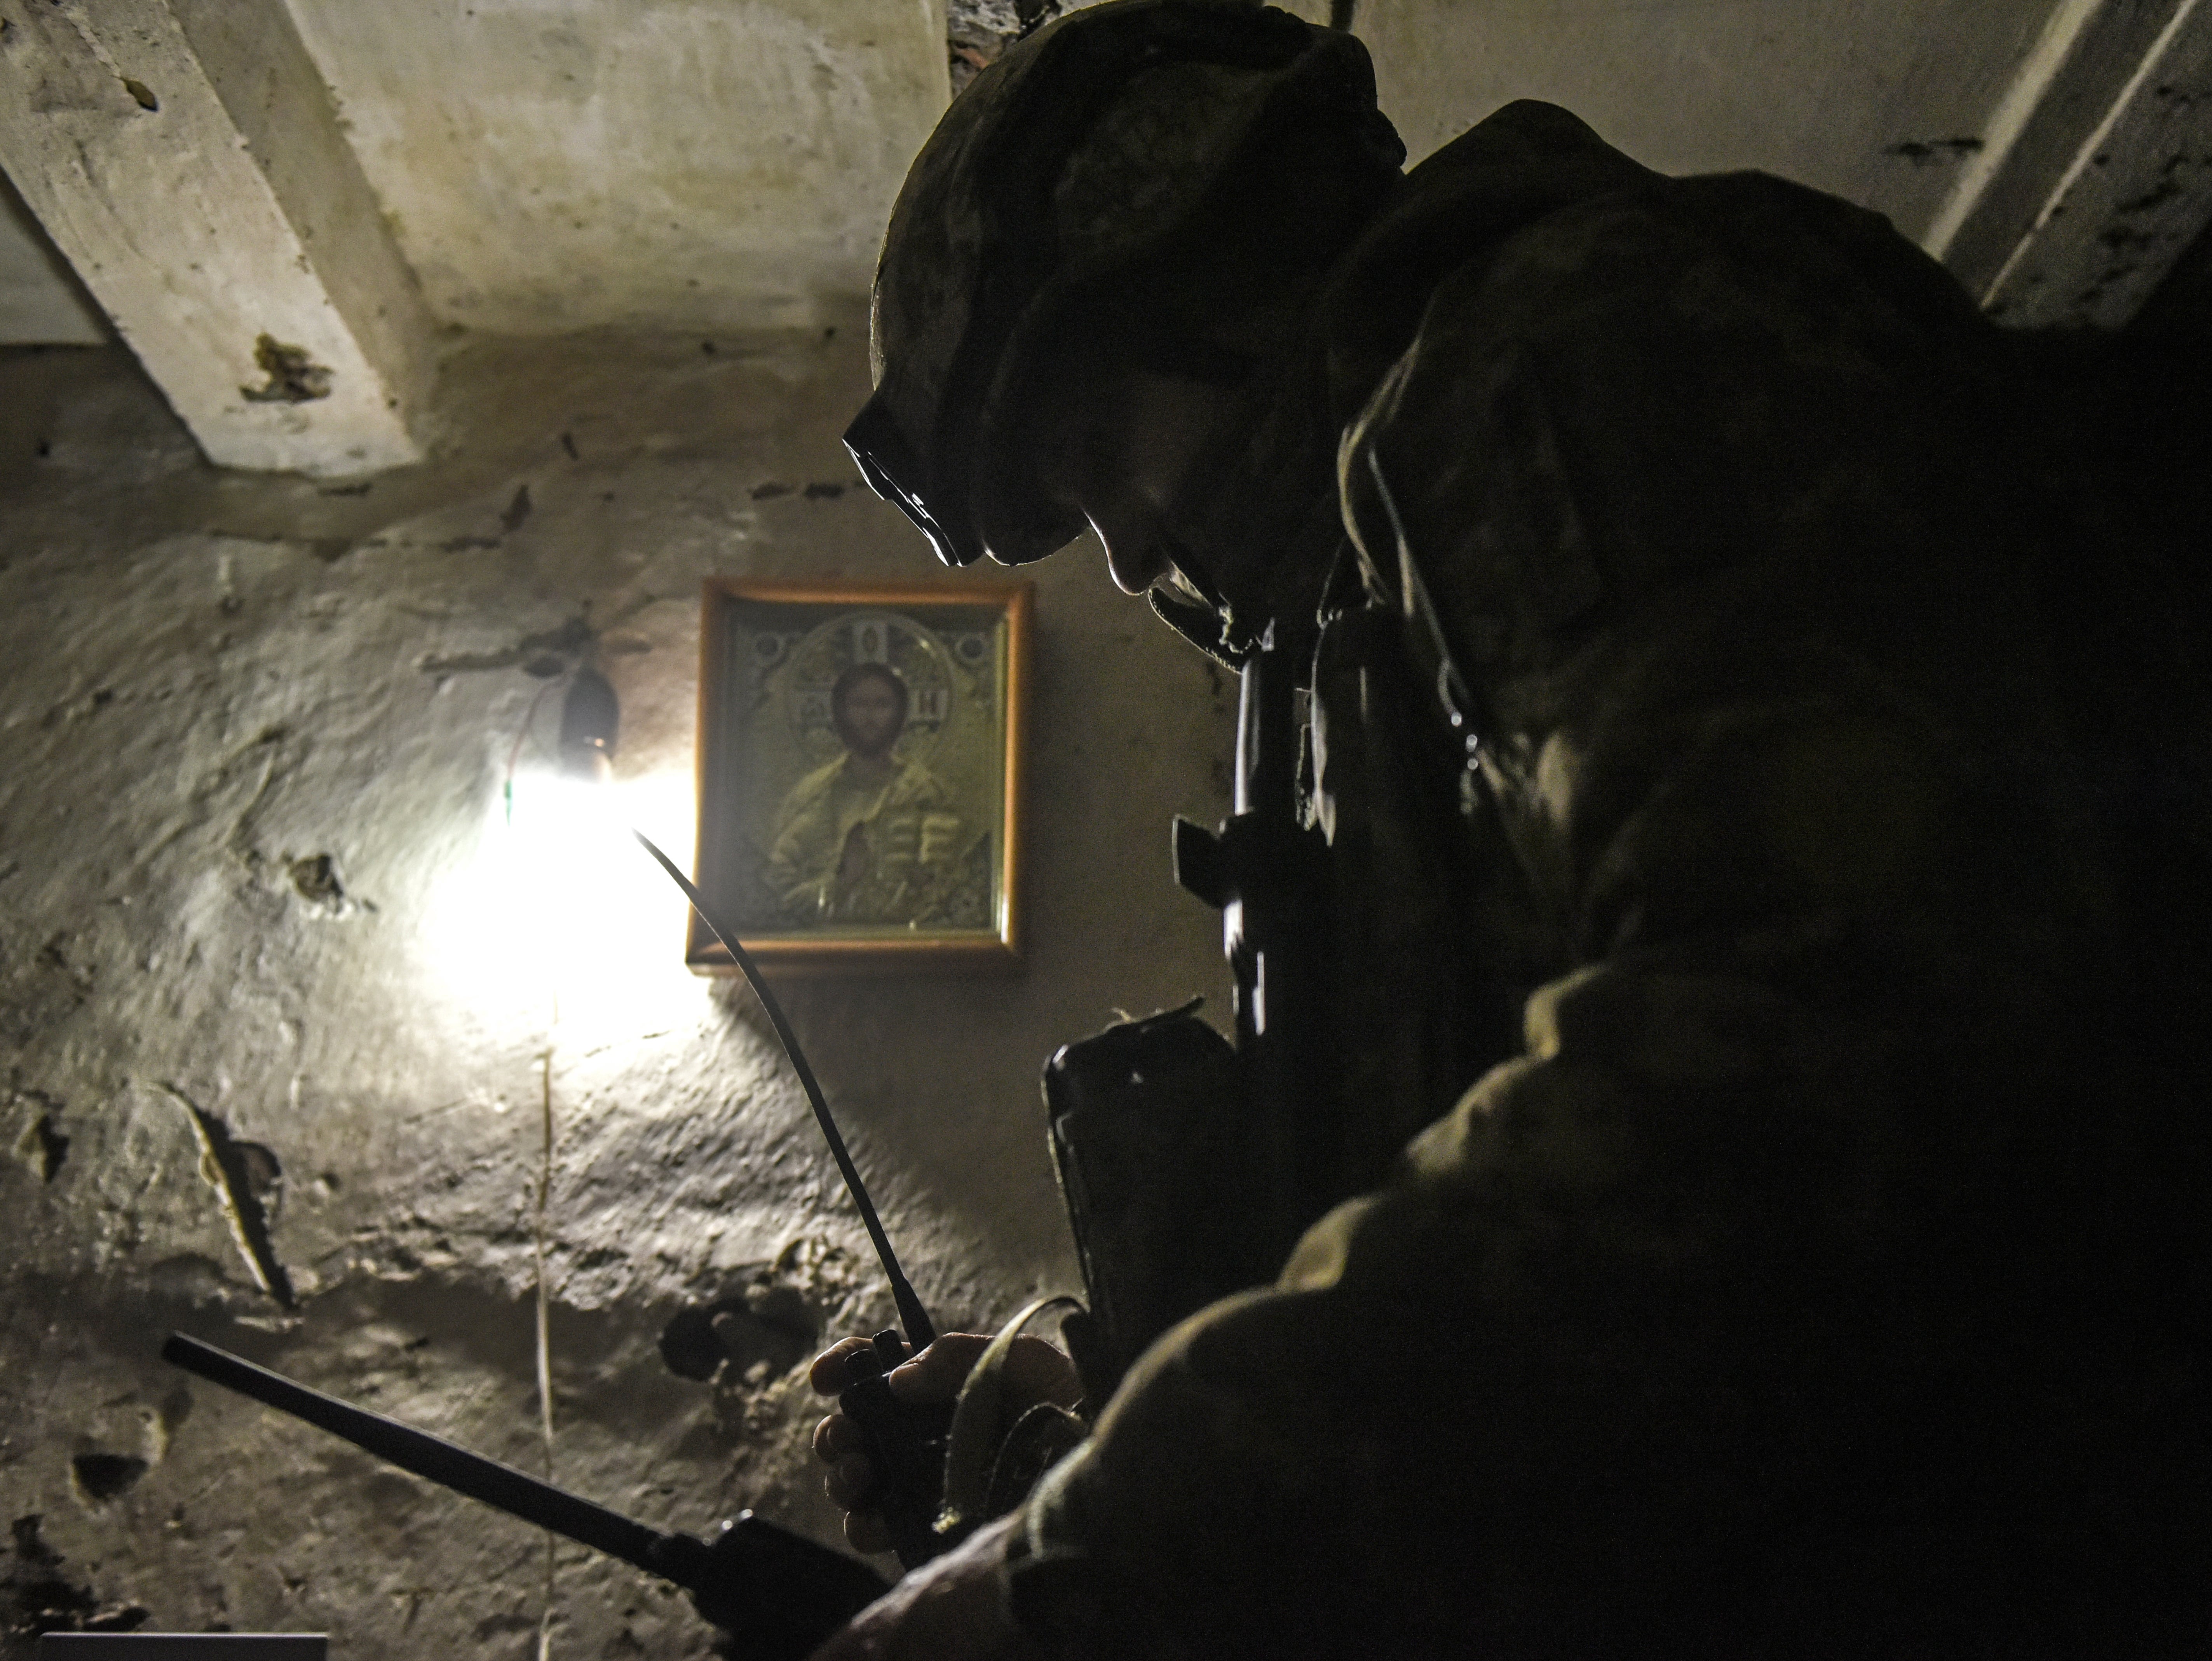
[239,336,333,405]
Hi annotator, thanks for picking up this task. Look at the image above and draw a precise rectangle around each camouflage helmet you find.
[843,0,1403,568]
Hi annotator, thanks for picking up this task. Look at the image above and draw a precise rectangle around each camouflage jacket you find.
[1011,101,2212,1657]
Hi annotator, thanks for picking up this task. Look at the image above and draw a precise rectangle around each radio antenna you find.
[633,832,935,1351]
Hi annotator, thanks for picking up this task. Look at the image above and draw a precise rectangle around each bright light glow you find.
[424,765,709,1040]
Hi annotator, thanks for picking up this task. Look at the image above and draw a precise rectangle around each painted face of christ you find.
[831,661,908,760]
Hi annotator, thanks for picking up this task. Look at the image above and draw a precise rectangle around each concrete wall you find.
[0,183,105,347]
[0,330,1233,1657]
[0,0,2190,348]
[267,0,2071,333]
[282,0,952,334]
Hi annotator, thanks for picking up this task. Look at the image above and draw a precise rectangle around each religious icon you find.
[690,580,1030,970]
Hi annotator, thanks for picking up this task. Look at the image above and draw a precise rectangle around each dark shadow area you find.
[658,1275,820,1384]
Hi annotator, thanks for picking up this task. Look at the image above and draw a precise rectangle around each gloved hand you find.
[809,1332,1082,1555]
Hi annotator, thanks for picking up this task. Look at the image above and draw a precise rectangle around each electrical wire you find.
[504,668,561,1660]
[534,1048,558,1661]
[504,676,561,827]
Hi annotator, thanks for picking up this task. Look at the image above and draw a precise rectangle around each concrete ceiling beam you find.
[1927,0,2212,327]
[0,0,436,475]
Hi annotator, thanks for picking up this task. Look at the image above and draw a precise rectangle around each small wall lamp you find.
[557,666,620,782]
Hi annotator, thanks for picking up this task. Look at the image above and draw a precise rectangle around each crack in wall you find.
[160,1085,294,1310]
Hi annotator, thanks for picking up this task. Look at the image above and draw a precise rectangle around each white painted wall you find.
[281,0,952,334]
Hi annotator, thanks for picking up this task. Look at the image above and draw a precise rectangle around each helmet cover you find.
[845,0,1401,566]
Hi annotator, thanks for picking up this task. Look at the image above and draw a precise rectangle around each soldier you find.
[809,2,2212,1656]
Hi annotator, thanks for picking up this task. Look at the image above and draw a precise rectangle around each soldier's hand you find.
[809,1332,1082,1555]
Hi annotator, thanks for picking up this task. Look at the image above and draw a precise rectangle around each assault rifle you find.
[1043,627,1332,1401]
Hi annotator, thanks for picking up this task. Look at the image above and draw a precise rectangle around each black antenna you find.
[633,832,935,1351]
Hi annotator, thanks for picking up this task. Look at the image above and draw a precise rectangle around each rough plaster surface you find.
[0,331,1234,1657]
[282,0,952,335]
